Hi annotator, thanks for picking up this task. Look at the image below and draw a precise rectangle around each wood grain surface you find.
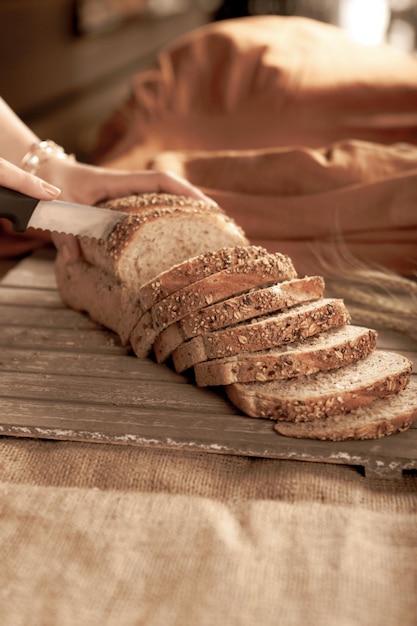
[0,249,416,478]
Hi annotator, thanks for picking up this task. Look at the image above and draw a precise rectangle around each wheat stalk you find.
[310,235,417,339]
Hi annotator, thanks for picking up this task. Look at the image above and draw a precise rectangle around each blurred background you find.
[1,0,416,161]
[215,0,417,49]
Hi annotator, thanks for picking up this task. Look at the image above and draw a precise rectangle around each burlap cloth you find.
[1,436,416,626]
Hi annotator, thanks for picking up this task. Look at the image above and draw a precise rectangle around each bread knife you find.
[0,185,127,240]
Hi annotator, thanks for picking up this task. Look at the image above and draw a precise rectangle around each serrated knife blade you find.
[0,185,126,240]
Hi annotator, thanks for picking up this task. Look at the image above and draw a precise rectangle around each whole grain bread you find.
[154,276,325,363]
[78,193,249,286]
[151,251,297,330]
[172,298,350,373]
[54,258,126,339]
[194,325,377,386]
[56,194,249,345]
[226,350,412,422]
[55,246,267,346]
[274,380,417,440]
[130,250,298,357]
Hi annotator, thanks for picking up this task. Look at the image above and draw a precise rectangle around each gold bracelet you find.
[20,140,75,175]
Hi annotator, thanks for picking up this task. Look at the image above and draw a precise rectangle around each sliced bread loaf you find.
[274,380,417,440]
[128,245,274,354]
[153,275,325,363]
[54,193,415,443]
[78,193,249,286]
[56,195,250,345]
[226,350,412,422]
[172,298,350,373]
[194,325,377,386]
[130,250,297,357]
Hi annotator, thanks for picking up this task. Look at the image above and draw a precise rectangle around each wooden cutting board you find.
[0,249,416,479]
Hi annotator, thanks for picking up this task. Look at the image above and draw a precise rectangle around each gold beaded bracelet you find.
[20,140,75,175]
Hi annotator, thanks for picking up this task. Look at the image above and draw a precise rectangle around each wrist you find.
[20,140,76,176]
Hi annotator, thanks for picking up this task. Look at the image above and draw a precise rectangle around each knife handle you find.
[0,186,39,232]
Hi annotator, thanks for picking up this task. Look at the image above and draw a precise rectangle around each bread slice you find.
[78,193,249,286]
[130,250,298,357]
[154,275,325,363]
[226,350,412,422]
[172,298,350,373]
[274,380,417,440]
[194,325,377,386]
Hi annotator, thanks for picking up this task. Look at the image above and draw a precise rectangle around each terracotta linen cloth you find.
[0,222,51,260]
[91,15,417,276]
[0,437,416,626]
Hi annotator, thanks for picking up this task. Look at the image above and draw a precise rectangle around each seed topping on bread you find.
[98,192,221,212]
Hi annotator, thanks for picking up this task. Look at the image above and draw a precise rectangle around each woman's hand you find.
[37,158,214,263]
[0,157,61,200]
[0,98,213,261]
[38,159,211,206]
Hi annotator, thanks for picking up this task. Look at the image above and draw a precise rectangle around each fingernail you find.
[40,180,61,198]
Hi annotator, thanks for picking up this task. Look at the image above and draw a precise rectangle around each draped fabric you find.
[93,15,417,276]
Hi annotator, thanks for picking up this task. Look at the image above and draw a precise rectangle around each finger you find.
[51,233,81,263]
[0,157,61,199]
[154,170,217,204]
[96,168,217,205]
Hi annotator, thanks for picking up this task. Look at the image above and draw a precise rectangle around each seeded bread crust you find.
[194,325,377,386]
[130,251,297,358]
[172,298,351,373]
[274,380,417,440]
[226,350,412,422]
[153,276,325,363]
[97,192,220,214]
